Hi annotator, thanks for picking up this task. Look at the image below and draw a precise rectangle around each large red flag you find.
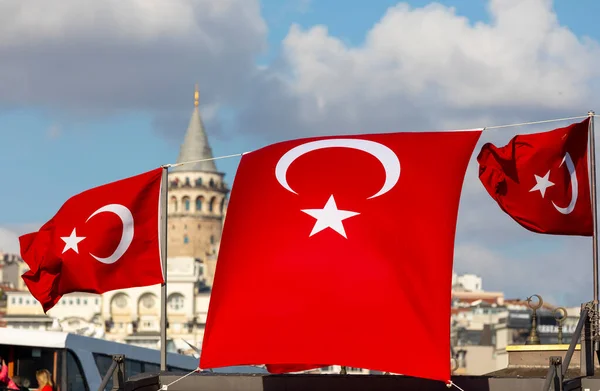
[477,118,592,236]
[199,130,482,382]
[20,168,165,312]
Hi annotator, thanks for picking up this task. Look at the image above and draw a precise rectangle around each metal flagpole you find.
[160,166,169,371]
[588,111,599,352]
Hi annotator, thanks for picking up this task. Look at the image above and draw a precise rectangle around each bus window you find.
[92,354,112,391]
[167,366,189,373]
[0,345,62,391]
[66,350,89,391]
[143,362,160,373]
[125,360,142,378]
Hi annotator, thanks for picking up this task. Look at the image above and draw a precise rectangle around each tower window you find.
[210,235,215,245]
[183,197,190,211]
[184,235,189,244]
[169,196,178,212]
[184,177,191,187]
[196,197,203,211]
[195,178,203,187]
[209,179,215,188]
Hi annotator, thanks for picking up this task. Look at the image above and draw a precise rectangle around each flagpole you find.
[588,110,598,351]
[160,166,169,371]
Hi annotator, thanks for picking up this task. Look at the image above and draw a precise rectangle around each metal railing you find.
[543,302,594,391]
[97,355,126,391]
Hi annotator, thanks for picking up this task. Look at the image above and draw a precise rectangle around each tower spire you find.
[172,84,217,172]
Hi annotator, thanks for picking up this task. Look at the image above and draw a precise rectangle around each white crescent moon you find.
[275,138,401,199]
[86,204,134,264]
[552,152,578,215]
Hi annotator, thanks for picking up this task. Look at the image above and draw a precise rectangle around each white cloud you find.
[0,0,267,120]
[0,227,20,254]
[0,224,42,256]
[454,240,590,305]
[241,0,599,141]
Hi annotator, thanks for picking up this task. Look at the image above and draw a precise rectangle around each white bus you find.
[0,328,266,391]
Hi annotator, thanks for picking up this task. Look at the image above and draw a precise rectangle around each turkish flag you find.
[477,118,592,236]
[199,130,482,382]
[20,168,165,312]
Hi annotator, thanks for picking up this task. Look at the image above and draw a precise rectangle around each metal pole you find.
[588,111,598,350]
[160,166,169,371]
[96,360,118,391]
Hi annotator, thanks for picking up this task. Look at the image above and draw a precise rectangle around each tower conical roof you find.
[172,86,217,173]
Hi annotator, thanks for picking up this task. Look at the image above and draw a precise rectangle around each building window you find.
[141,294,156,309]
[95,299,99,305]
[77,298,81,305]
[84,299,88,305]
[112,294,128,309]
[169,196,178,212]
[196,197,203,211]
[184,235,189,244]
[18,298,22,304]
[168,294,185,311]
[209,179,215,188]
[183,197,190,211]
[184,177,191,187]
[208,197,216,212]
[11,298,15,304]
[210,235,215,245]
[195,178,202,187]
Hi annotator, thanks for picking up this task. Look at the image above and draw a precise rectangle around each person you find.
[0,359,18,391]
[35,369,53,391]
[9,376,28,391]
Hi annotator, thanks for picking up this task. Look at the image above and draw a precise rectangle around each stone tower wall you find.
[167,171,228,260]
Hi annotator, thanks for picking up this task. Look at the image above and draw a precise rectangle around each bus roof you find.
[0,328,268,373]
[0,328,198,369]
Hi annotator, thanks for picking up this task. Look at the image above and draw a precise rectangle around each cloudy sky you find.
[1,0,599,306]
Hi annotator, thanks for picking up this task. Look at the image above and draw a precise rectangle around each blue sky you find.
[1,0,600,304]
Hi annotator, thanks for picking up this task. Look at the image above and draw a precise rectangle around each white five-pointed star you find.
[60,228,86,254]
[529,170,555,198]
[301,195,360,238]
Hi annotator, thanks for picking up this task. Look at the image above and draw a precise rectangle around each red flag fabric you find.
[20,168,165,312]
[199,130,482,382]
[477,118,592,236]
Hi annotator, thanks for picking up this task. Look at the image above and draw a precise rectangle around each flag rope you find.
[160,367,200,390]
[165,114,599,169]
[483,114,593,131]
[446,380,467,391]
[163,153,248,168]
